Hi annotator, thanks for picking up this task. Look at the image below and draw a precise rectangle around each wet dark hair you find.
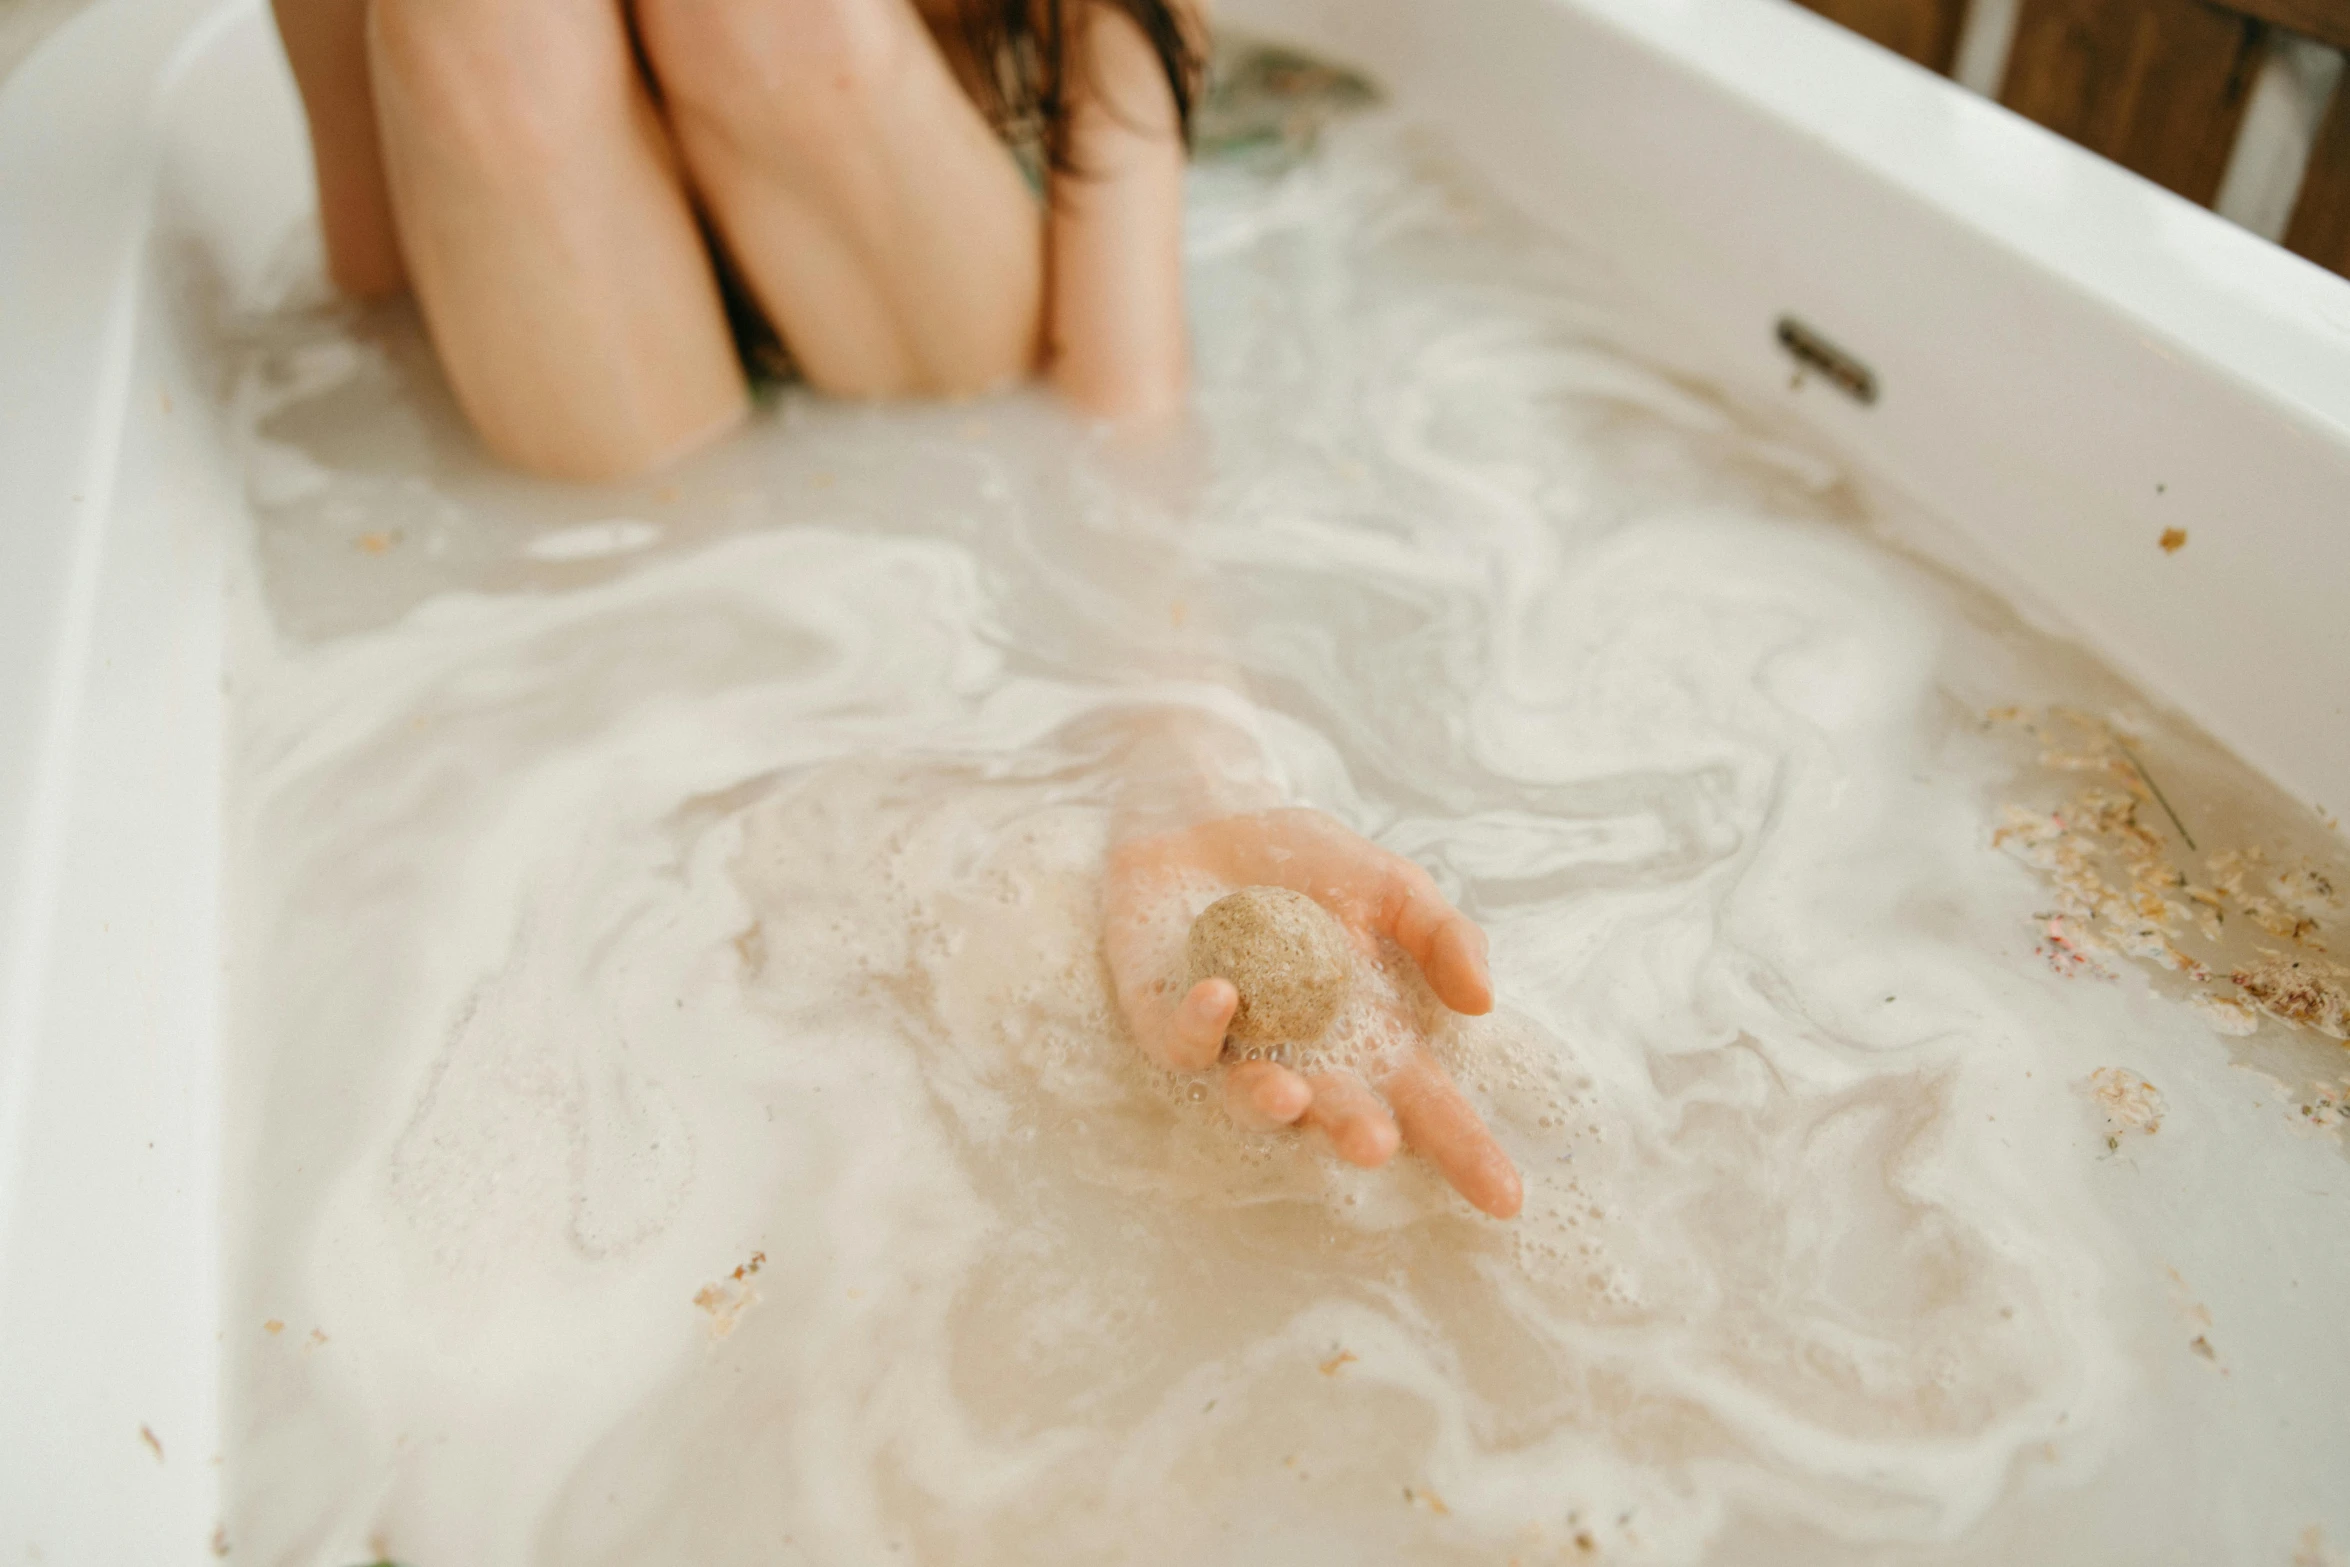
[958,0,1206,171]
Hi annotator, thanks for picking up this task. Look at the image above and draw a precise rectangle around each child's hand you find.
[1104,809,1524,1218]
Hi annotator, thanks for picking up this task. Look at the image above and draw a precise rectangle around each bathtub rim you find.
[5,0,2350,1556]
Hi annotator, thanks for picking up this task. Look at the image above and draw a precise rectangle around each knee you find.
[367,0,627,175]
[637,0,910,132]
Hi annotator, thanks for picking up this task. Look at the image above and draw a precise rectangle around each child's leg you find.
[635,0,1043,401]
[368,0,748,480]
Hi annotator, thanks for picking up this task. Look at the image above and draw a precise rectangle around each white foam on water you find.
[524,519,665,562]
[211,118,2350,1565]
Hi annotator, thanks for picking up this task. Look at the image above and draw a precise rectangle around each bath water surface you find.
[214,103,2350,1567]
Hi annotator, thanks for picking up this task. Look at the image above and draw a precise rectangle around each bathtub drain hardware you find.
[1776,316,1878,404]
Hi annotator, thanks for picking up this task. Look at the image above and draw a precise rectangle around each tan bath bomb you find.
[1186,886,1355,1048]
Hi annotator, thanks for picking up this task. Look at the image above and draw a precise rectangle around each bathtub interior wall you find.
[1234,0,2350,812]
[0,4,259,1556]
[1,0,2348,1557]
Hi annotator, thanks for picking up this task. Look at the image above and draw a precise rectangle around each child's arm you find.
[272,0,406,298]
[1044,1,1202,421]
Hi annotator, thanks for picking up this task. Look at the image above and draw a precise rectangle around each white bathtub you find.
[1,0,2346,1558]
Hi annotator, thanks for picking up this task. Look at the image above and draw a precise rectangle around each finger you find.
[1224,1060,1313,1131]
[1381,1050,1522,1218]
[1375,861,1493,1016]
[1302,1071,1401,1169]
[1161,978,1237,1073]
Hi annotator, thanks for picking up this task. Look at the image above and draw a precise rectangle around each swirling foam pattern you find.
[217,122,2350,1565]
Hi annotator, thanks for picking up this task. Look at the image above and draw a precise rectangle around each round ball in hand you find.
[1186,886,1355,1050]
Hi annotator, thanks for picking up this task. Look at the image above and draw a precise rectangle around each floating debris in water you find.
[1989,708,2347,1044]
[2084,1066,2165,1148]
[2231,953,2350,1040]
[2188,992,2258,1036]
[2292,1078,2350,1132]
[694,1250,767,1339]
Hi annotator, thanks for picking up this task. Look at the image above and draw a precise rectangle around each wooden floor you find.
[1792,0,2350,278]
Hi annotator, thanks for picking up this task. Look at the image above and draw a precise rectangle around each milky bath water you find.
[214,100,2350,1565]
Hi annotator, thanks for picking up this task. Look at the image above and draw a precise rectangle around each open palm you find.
[1103,809,1523,1219]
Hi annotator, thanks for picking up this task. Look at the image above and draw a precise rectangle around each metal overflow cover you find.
[1776,316,1878,405]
